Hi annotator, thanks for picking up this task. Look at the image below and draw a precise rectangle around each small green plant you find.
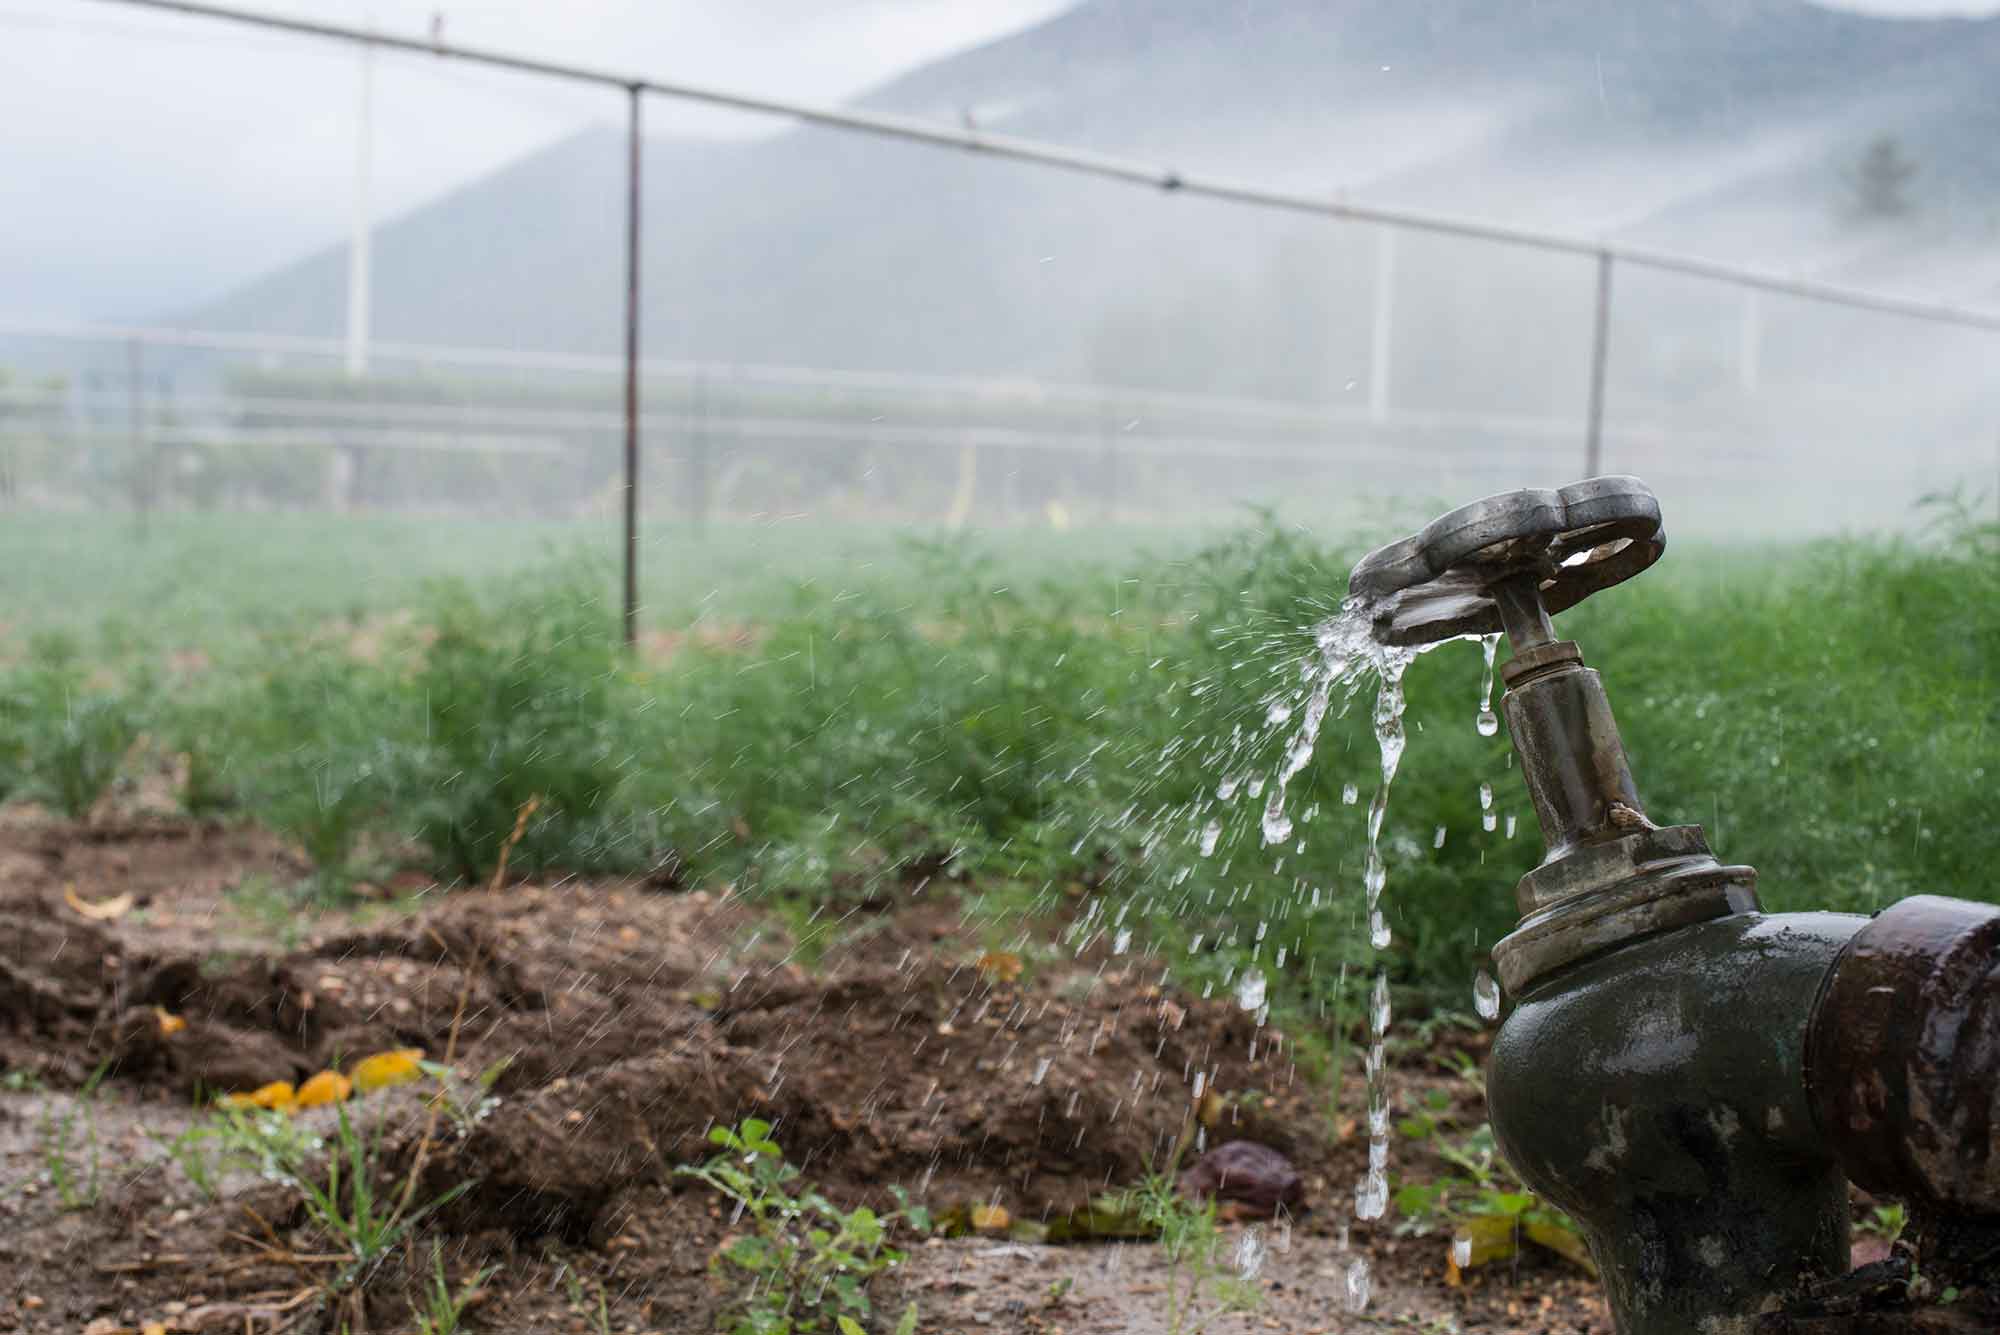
[9,658,139,820]
[1392,1114,1589,1271]
[225,875,313,949]
[1,1069,46,1093]
[559,1264,613,1335]
[419,1055,511,1139]
[208,1102,326,1179]
[1859,1201,1908,1244]
[1112,1159,1262,1335]
[39,1061,111,1210]
[257,743,394,903]
[415,1241,495,1335]
[399,572,634,883]
[677,1119,927,1335]
[297,1103,473,1293]
[148,1119,227,1201]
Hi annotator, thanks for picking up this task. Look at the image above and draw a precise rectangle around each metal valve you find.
[1350,476,1756,993]
[1347,474,1665,649]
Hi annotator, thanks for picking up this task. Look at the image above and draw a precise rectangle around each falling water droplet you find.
[1342,782,1359,805]
[1371,971,1392,1033]
[1505,813,1518,839]
[1113,928,1132,955]
[1433,825,1446,849]
[1216,774,1241,801]
[1235,1227,1267,1279]
[1344,1256,1373,1311]
[1235,968,1268,1012]
[1261,790,1294,846]
[1452,1234,1473,1268]
[1031,1057,1052,1086]
[1369,910,1391,950]
[1266,699,1293,726]
[1199,820,1221,856]
[1475,632,1502,737]
[1473,969,1501,1021]
[1482,810,1498,833]
[1354,1171,1387,1221]
[1479,783,1494,811]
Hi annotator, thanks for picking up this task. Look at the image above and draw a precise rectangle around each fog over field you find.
[3,0,1998,539]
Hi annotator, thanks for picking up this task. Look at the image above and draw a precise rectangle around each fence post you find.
[689,365,710,530]
[1098,401,1118,523]
[621,84,643,650]
[1584,249,1613,478]
[127,337,150,538]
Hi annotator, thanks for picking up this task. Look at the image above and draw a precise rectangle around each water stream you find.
[1188,594,1507,1310]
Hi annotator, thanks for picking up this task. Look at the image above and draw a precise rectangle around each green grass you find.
[0,502,1993,1030]
[0,512,1201,656]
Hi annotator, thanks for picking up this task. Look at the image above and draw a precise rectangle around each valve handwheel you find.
[1348,475,1665,648]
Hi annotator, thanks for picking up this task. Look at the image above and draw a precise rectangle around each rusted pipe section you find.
[1806,894,2000,1218]
[1498,637,1646,866]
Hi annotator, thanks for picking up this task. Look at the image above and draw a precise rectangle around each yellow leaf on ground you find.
[64,883,134,921]
[144,1324,167,1335]
[221,1080,297,1114]
[295,1069,353,1108]
[1524,1216,1598,1277]
[970,1204,1011,1231]
[153,1007,186,1037]
[1455,1214,1521,1270]
[350,1047,425,1092]
[975,951,1024,983]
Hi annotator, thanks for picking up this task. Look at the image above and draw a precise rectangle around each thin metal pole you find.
[621,85,641,649]
[690,365,710,530]
[345,41,373,377]
[1584,250,1613,478]
[127,337,148,538]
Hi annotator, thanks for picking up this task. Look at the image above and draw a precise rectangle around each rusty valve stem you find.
[1484,577,1759,996]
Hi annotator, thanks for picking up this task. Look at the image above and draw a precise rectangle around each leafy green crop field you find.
[3,504,1994,1026]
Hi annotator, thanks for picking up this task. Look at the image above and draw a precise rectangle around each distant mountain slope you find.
[183,0,2000,386]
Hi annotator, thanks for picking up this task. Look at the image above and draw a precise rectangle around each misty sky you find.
[0,0,1995,324]
[0,0,1072,322]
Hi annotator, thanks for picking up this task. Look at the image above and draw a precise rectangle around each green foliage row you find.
[1,502,1994,1021]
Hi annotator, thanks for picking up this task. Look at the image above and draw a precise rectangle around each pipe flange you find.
[1805,894,2000,1216]
[1491,834,1760,995]
[1348,476,1664,647]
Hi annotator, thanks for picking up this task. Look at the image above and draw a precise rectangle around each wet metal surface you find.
[1348,474,1664,647]
[1807,894,2000,1217]
[1362,475,2000,1334]
[1491,911,1866,1335]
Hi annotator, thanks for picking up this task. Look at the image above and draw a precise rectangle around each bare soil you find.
[1,810,1929,1335]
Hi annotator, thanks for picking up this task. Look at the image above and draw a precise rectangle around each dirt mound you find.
[0,834,1320,1246]
[0,817,1635,1335]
